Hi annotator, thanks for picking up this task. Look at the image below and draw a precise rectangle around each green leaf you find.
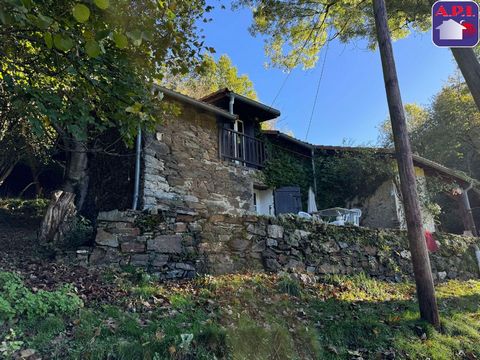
[0,9,9,25]
[142,30,153,42]
[21,0,33,10]
[113,32,128,49]
[72,4,90,23]
[44,32,53,49]
[126,30,142,46]
[36,14,53,29]
[85,40,101,58]
[95,29,110,41]
[125,102,142,113]
[53,34,74,52]
[94,0,110,10]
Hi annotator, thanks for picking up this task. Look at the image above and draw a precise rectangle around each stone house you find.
[87,87,480,278]
[261,131,480,234]
[141,86,279,217]
[135,87,479,234]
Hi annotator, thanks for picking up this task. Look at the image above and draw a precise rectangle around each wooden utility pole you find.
[372,0,440,328]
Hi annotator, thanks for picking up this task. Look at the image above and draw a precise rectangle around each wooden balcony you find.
[219,128,266,168]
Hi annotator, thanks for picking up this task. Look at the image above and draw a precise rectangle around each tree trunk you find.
[38,139,89,248]
[373,0,440,328]
[0,159,18,187]
[451,48,480,111]
[62,141,89,211]
[38,190,77,249]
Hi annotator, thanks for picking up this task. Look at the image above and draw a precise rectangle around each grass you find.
[2,270,480,359]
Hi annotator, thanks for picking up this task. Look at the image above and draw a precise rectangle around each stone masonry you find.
[142,103,259,216]
[87,210,480,282]
[89,209,201,280]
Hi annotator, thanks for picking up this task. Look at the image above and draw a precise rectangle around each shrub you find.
[0,198,49,218]
[277,274,302,297]
[64,216,94,248]
[0,272,83,322]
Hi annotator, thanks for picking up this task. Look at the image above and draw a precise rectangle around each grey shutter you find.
[274,186,302,215]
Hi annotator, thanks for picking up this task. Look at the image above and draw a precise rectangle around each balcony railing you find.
[220,128,266,168]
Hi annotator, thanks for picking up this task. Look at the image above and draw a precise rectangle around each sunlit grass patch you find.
[4,269,480,359]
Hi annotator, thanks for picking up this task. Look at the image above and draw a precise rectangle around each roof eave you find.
[154,85,237,121]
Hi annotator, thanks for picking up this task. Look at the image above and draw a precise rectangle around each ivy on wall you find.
[259,142,313,209]
[260,140,459,229]
[260,140,395,211]
[313,149,396,209]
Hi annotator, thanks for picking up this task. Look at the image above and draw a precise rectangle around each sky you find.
[201,4,458,146]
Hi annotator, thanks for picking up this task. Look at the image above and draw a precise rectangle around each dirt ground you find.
[0,212,126,305]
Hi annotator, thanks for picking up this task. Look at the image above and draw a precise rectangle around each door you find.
[274,186,302,215]
[254,188,274,216]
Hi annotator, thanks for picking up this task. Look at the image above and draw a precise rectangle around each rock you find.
[317,263,339,274]
[210,214,225,223]
[364,245,377,256]
[251,240,266,253]
[147,235,182,253]
[176,214,195,222]
[90,247,120,265]
[95,229,119,247]
[320,240,340,253]
[400,250,411,259]
[338,241,349,249]
[182,235,195,246]
[97,210,136,223]
[448,270,457,279]
[166,270,184,279]
[174,222,187,233]
[151,254,169,267]
[264,258,281,271]
[188,222,203,232]
[229,238,250,251]
[306,266,316,273]
[19,349,36,359]
[268,225,284,239]
[286,259,304,270]
[175,263,195,271]
[130,254,149,266]
[247,223,267,236]
[89,247,106,264]
[266,238,278,247]
[294,229,310,240]
[120,242,145,253]
[108,227,141,236]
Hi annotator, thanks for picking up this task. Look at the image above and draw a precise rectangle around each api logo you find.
[432,1,479,47]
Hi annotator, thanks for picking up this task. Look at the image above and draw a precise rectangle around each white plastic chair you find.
[346,209,362,226]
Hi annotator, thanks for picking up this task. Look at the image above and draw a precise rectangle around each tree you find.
[236,0,431,69]
[1,0,212,247]
[379,80,480,180]
[373,0,440,328]
[415,80,480,179]
[236,0,480,113]
[164,54,258,100]
[162,53,281,129]
[379,103,429,147]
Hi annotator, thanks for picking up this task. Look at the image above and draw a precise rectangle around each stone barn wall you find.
[86,210,480,282]
[142,103,259,217]
[361,167,436,232]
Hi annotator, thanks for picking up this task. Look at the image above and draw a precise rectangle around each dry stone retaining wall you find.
[87,210,480,282]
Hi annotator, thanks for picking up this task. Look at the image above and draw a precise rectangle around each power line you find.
[305,35,330,141]
[266,24,318,111]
